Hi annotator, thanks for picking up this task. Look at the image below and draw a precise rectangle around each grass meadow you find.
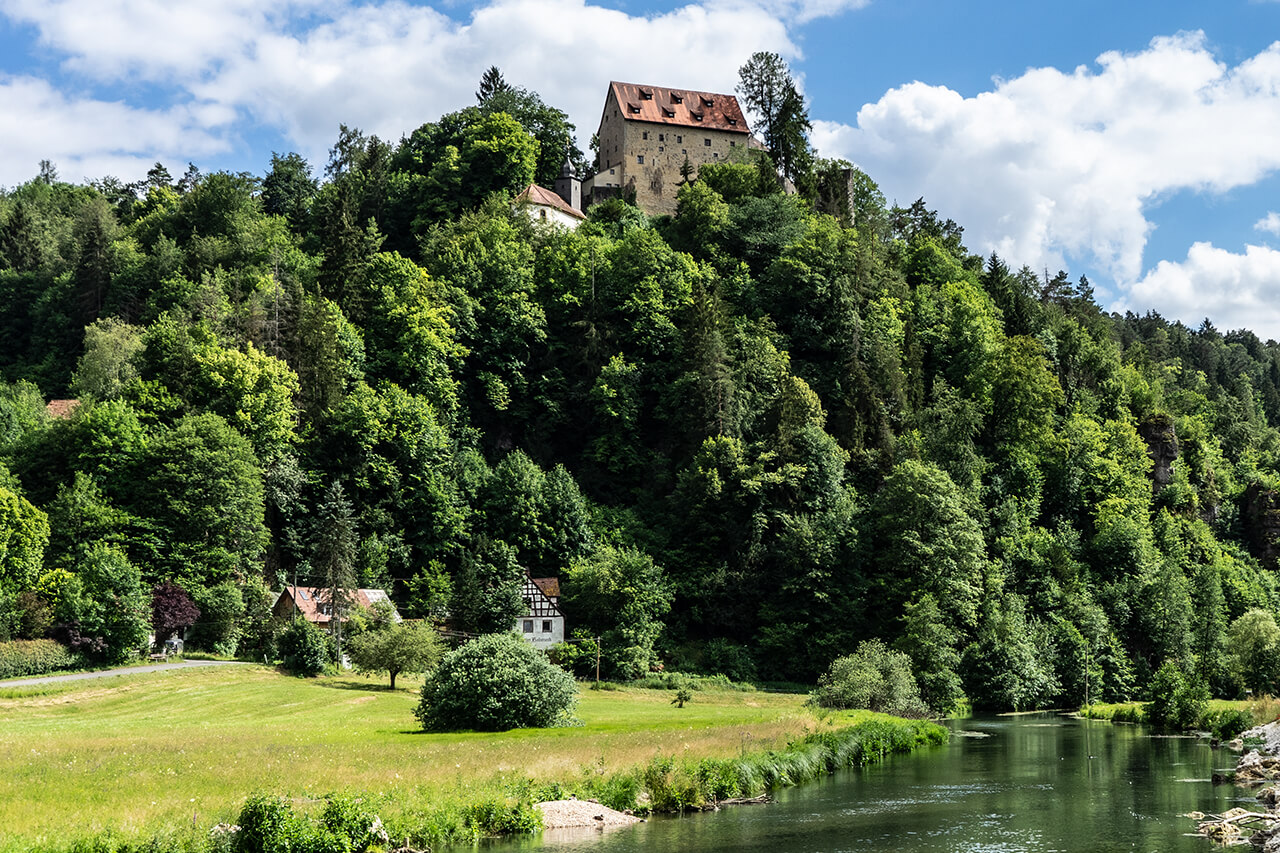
[0,665,835,851]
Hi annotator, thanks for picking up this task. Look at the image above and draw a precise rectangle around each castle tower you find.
[553,155,581,212]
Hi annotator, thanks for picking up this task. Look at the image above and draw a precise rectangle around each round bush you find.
[277,619,330,676]
[415,632,577,731]
[810,639,929,718]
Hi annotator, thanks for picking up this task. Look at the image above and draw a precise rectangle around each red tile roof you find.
[516,183,585,219]
[609,82,750,134]
[46,399,80,419]
[274,586,400,624]
[531,577,560,599]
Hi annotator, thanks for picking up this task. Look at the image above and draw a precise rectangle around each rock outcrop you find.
[1137,413,1178,491]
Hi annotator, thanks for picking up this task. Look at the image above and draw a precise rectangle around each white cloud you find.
[0,74,231,187]
[812,32,1280,286]
[0,0,797,184]
[1256,212,1280,236]
[1127,242,1280,339]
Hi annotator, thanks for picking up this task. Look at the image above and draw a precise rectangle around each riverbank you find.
[0,664,944,852]
[1078,698,1279,738]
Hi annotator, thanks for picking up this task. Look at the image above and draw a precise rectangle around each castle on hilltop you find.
[539,81,756,221]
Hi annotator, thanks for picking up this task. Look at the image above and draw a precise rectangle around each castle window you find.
[659,133,664,141]
[681,149,687,155]
[642,131,648,140]
[730,141,736,147]
[659,146,664,152]
[637,155,644,164]
[676,135,682,143]
[704,138,711,146]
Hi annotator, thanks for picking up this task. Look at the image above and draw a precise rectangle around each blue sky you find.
[2,0,1280,337]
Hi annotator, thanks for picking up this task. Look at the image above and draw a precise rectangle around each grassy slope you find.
[0,665,829,849]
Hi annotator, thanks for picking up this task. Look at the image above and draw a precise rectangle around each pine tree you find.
[312,481,358,663]
[475,66,510,105]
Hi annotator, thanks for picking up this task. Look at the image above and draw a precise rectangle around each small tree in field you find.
[347,621,444,689]
[416,632,576,731]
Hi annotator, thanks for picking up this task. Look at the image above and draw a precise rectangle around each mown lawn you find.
[0,665,820,850]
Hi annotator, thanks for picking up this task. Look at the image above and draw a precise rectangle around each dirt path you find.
[0,659,254,688]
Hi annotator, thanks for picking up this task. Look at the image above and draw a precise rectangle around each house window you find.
[704,138,711,146]
[523,620,534,633]
[539,210,547,219]
[318,603,332,616]
[542,620,552,633]
[637,155,644,164]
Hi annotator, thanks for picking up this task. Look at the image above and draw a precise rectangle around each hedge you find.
[0,639,82,680]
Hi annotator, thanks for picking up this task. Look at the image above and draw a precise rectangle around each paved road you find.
[0,659,253,688]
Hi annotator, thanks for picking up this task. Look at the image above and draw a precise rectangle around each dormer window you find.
[671,92,683,104]
[662,107,675,118]
[640,89,653,100]
[702,97,714,108]
[727,118,738,126]
[689,111,703,121]
[628,102,641,114]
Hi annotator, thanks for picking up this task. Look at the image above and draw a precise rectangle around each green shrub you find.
[809,639,929,718]
[460,799,541,835]
[415,632,577,732]
[1204,707,1255,740]
[234,793,388,853]
[276,619,330,677]
[0,638,81,679]
[700,638,758,683]
[1145,661,1209,731]
[185,582,245,656]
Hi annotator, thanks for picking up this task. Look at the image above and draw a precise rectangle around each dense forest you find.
[4,65,1280,713]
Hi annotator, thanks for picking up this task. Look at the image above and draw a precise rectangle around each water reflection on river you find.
[494,714,1253,853]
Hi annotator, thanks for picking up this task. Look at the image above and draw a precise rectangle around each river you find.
[497,714,1252,853]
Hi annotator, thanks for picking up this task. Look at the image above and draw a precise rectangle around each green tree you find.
[810,639,929,717]
[0,484,49,594]
[71,318,144,402]
[896,593,963,714]
[140,413,268,585]
[71,543,149,663]
[1226,608,1280,696]
[563,545,672,680]
[863,459,986,634]
[736,52,812,185]
[415,631,576,731]
[347,620,444,689]
[475,66,511,105]
[451,538,524,634]
[312,481,358,660]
